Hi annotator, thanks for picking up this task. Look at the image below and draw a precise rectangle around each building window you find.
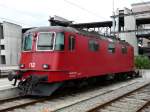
[89,40,99,51]
[0,25,3,39]
[0,55,6,64]
[69,35,75,51]
[122,46,127,54]
[0,45,4,50]
[108,43,115,53]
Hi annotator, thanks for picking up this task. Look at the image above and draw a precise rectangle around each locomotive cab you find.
[21,31,65,71]
[8,27,70,96]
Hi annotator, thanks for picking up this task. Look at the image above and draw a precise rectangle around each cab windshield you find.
[37,32,64,51]
[23,34,33,51]
[37,33,54,50]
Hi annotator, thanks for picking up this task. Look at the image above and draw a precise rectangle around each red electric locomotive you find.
[8,26,136,96]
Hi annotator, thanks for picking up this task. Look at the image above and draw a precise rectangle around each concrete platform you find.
[0,78,15,90]
[0,87,19,100]
[0,78,19,100]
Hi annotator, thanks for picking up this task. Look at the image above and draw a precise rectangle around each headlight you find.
[42,64,49,69]
[20,64,25,68]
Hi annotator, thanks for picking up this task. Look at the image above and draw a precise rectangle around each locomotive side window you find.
[122,46,127,54]
[23,34,33,51]
[89,40,99,51]
[108,43,115,53]
[37,33,55,51]
[55,32,64,51]
[69,35,75,51]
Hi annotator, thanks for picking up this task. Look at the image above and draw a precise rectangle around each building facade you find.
[114,1,150,56]
[0,21,22,66]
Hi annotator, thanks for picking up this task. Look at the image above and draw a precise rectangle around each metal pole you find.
[112,0,115,37]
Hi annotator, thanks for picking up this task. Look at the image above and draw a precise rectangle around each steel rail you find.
[0,96,53,112]
[51,81,140,112]
[0,75,8,78]
[87,83,150,112]
[0,96,21,104]
[136,100,150,112]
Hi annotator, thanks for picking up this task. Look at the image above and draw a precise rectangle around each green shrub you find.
[135,55,150,69]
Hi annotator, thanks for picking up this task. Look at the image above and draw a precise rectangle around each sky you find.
[0,0,149,28]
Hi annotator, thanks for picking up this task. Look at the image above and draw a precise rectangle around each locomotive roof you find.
[24,26,130,46]
[25,26,110,39]
[25,26,79,34]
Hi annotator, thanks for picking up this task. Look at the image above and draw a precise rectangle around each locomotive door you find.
[68,35,76,51]
[67,34,77,78]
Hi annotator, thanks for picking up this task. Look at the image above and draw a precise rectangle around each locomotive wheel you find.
[128,72,134,79]
[115,73,128,81]
[105,74,115,80]
[87,77,97,85]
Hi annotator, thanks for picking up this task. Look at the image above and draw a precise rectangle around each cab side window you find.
[69,35,75,51]
[89,40,99,51]
[108,43,115,53]
[122,46,127,54]
[55,32,64,51]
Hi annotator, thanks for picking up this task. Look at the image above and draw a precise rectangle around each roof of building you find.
[136,18,150,25]
[70,21,112,28]
[132,1,150,6]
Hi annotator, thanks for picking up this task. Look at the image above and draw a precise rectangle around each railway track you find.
[51,80,150,112]
[87,83,150,112]
[0,75,8,78]
[0,96,53,112]
[139,101,150,112]
[7,77,149,112]
[0,71,9,78]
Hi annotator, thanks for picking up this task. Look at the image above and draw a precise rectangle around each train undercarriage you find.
[8,70,140,96]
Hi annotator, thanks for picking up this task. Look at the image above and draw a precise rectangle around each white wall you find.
[2,21,22,65]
